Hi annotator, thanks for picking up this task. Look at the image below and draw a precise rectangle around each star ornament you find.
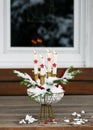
[34,59,38,64]
[40,64,44,68]
[47,57,51,61]
[52,63,57,67]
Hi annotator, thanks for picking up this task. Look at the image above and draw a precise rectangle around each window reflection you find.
[11,0,74,47]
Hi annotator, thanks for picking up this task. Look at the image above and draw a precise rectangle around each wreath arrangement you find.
[14,50,81,121]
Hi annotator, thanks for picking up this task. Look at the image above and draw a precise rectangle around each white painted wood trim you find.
[85,0,93,67]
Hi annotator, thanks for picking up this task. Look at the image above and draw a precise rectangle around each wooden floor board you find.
[0,95,93,130]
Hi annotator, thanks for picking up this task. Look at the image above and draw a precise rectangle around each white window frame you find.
[0,0,91,68]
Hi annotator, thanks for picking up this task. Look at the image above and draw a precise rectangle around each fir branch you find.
[28,94,36,100]
[62,66,82,80]
[13,70,38,87]
[53,67,82,85]
[53,78,69,85]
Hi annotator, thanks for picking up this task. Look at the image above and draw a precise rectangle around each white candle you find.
[47,49,52,72]
[40,55,45,65]
[40,55,46,75]
[52,50,58,75]
[33,51,38,74]
[34,61,38,74]
[53,50,58,64]
[52,63,57,75]
[33,50,37,59]
[47,49,51,58]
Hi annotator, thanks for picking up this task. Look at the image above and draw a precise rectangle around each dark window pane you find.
[11,0,74,47]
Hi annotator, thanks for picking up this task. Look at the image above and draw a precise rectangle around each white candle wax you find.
[40,55,45,75]
[53,50,58,64]
[52,50,58,75]
[33,51,38,74]
[34,63,38,74]
[33,50,37,59]
[47,49,52,72]
[47,49,51,58]
[52,63,57,75]
[40,55,45,64]
[47,61,51,72]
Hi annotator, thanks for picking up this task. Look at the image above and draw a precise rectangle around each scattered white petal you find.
[72,122,77,125]
[53,121,57,124]
[81,110,85,114]
[19,114,37,124]
[19,119,26,124]
[75,121,82,125]
[73,118,80,121]
[25,114,32,121]
[70,110,88,126]
[77,113,81,117]
[81,121,85,124]
[83,119,88,122]
[72,112,77,116]
[64,119,70,123]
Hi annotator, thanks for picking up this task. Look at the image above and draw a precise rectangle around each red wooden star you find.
[47,57,51,61]
[40,64,44,68]
[34,59,38,64]
[52,63,57,67]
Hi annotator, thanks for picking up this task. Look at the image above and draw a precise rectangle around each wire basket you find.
[27,90,64,105]
[34,92,64,104]
[27,91,64,121]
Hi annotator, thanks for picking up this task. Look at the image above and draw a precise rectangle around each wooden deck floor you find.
[0,95,93,130]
